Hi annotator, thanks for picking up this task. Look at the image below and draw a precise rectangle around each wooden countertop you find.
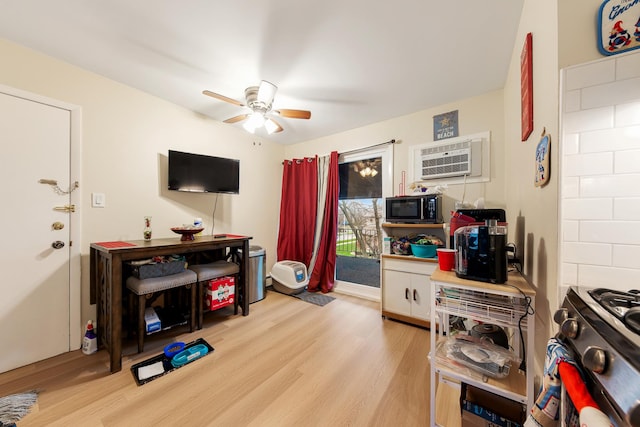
[431,269,536,296]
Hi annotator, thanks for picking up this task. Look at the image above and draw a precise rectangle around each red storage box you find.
[204,276,235,311]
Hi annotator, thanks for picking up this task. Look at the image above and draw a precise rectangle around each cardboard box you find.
[204,276,235,311]
[461,384,525,427]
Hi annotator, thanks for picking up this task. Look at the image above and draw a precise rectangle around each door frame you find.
[334,144,394,302]
[0,83,83,350]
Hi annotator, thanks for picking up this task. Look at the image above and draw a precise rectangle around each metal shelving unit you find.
[429,269,536,427]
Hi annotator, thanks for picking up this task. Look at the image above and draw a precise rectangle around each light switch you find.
[92,192,106,208]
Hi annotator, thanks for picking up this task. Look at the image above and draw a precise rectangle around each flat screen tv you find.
[168,150,240,194]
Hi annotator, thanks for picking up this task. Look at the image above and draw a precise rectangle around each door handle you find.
[52,241,65,249]
[54,204,75,213]
[413,289,417,301]
[405,288,410,300]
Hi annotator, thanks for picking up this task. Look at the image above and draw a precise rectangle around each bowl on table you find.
[170,227,204,241]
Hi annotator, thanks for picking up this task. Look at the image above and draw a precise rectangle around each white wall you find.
[559,51,640,295]
[0,38,285,323]
[285,89,507,217]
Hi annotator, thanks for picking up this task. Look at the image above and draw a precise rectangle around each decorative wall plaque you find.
[521,33,533,142]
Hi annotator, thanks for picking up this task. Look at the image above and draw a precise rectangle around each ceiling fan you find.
[203,80,311,134]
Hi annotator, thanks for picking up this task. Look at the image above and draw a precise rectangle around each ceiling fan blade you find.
[203,90,245,107]
[257,80,277,105]
[266,117,284,133]
[223,114,249,124]
[274,109,311,119]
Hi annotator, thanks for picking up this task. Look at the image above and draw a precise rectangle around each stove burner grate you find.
[589,288,640,335]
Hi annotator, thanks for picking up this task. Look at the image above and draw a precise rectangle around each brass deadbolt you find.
[52,222,64,230]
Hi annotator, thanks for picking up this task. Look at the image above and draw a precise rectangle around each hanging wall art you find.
[535,129,550,188]
[598,0,640,55]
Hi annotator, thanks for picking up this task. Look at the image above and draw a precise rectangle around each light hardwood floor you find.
[0,290,431,426]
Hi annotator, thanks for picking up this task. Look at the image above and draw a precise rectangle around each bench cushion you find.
[126,269,197,295]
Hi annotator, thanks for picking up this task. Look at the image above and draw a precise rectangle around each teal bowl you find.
[410,244,437,258]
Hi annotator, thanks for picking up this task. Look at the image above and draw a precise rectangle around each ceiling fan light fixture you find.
[264,118,279,134]
[256,80,277,106]
[243,112,265,133]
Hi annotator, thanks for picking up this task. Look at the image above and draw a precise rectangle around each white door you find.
[0,87,80,373]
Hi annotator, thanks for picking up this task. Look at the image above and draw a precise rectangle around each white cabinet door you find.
[409,273,430,320]
[381,269,412,316]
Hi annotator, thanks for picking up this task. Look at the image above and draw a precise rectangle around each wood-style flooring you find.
[0,290,431,426]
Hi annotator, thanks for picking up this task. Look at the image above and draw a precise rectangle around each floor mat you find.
[292,290,335,306]
[130,337,214,385]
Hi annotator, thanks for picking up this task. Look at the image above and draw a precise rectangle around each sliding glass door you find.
[336,145,393,298]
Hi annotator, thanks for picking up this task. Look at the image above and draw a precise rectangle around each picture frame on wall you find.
[521,33,533,142]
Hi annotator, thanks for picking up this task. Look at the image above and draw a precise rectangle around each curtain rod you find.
[281,139,397,164]
[339,139,397,156]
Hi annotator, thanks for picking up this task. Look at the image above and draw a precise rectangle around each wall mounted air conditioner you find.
[410,131,490,185]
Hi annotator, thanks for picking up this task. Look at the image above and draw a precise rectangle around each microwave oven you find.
[385,195,443,224]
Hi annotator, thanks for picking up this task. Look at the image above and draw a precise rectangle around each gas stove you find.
[555,287,640,427]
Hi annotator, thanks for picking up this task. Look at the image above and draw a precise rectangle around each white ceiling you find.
[0,1,524,145]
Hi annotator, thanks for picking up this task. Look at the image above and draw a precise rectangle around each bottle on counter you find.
[143,216,152,240]
[82,320,97,355]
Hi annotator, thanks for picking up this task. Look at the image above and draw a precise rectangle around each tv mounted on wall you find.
[168,150,240,194]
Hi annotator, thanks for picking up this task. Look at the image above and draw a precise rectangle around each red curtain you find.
[277,157,318,266]
[308,151,339,293]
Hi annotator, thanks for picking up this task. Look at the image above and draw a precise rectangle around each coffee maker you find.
[454,219,507,284]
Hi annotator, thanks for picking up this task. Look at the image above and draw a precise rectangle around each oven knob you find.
[560,318,579,338]
[553,308,568,324]
[582,346,606,374]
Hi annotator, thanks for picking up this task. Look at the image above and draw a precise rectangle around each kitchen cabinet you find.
[381,255,436,327]
[380,223,444,328]
[429,269,536,427]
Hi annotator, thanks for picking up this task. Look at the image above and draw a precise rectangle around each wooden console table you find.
[90,234,251,373]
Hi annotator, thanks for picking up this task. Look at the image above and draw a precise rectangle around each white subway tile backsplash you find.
[562,263,578,285]
[581,220,640,244]
[562,198,612,220]
[581,175,640,197]
[582,78,640,109]
[561,54,640,292]
[563,133,580,155]
[562,241,611,265]
[563,107,614,134]
[563,152,612,176]
[565,60,616,91]
[580,127,640,152]
[562,220,579,241]
[614,198,640,220]
[615,101,640,126]
[562,177,579,198]
[615,149,640,173]
[564,90,581,113]
[612,244,640,268]
[578,264,640,290]
[616,52,640,80]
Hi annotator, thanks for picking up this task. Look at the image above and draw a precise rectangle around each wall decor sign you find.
[598,0,640,55]
[521,33,533,142]
[433,110,458,141]
[534,130,550,187]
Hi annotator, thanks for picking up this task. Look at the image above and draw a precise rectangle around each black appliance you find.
[454,219,507,284]
[385,195,442,224]
[555,287,640,426]
[168,150,240,194]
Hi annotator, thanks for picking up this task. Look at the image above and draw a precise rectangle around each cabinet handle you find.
[413,289,417,301]
[405,288,410,300]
